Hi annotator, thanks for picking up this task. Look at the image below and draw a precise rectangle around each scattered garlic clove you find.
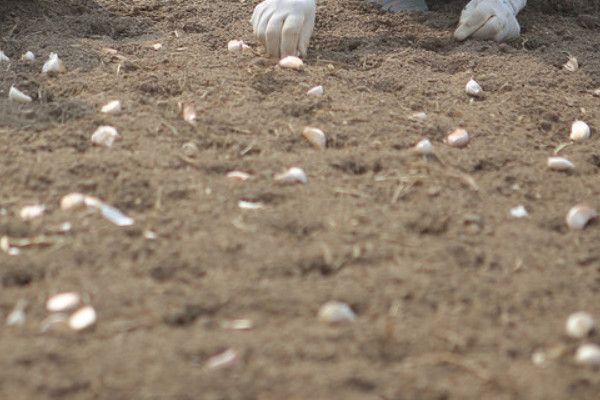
[181,141,200,157]
[227,40,249,52]
[42,52,66,74]
[68,306,97,331]
[152,43,163,50]
[593,88,600,97]
[563,56,578,72]
[274,167,307,185]
[302,127,327,150]
[226,170,251,181]
[278,56,304,71]
[182,104,197,125]
[84,196,103,209]
[205,348,238,370]
[318,301,356,324]
[307,85,324,96]
[0,50,9,62]
[547,157,575,171]
[413,139,433,156]
[570,120,590,142]
[465,78,482,97]
[6,300,27,328]
[566,204,597,231]
[238,200,264,210]
[91,126,119,147]
[100,100,122,114]
[60,192,87,211]
[144,230,158,240]
[9,86,33,103]
[221,319,253,330]
[566,311,595,339]
[510,205,529,218]
[447,128,469,148]
[409,112,427,122]
[101,204,134,227]
[20,204,45,221]
[21,51,35,62]
[575,344,600,366]
[46,292,81,313]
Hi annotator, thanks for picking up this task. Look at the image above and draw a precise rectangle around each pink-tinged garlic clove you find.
[226,171,251,181]
[181,142,199,157]
[91,126,119,147]
[307,85,324,96]
[302,127,327,150]
[447,128,469,148]
[566,312,595,339]
[60,192,87,211]
[42,52,66,74]
[9,86,32,103]
[227,40,249,52]
[547,157,575,171]
[570,120,590,142]
[318,301,356,324]
[566,204,597,231]
[100,100,122,114]
[575,344,600,366]
[205,348,238,370]
[278,56,304,71]
[274,167,307,185]
[46,292,81,313]
[182,104,197,125]
[20,204,45,221]
[465,78,482,97]
[68,306,97,331]
[413,139,433,156]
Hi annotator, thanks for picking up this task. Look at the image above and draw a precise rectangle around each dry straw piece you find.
[278,56,304,70]
[318,301,356,324]
[566,204,597,231]
[566,312,595,339]
[302,127,326,150]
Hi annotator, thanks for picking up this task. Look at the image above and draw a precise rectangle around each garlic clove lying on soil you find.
[227,40,249,52]
[302,127,327,150]
[575,344,600,366]
[566,311,595,339]
[91,126,119,147]
[42,52,66,74]
[68,306,97,331]
[569,120,590,142]
[100,100,122,114]
[547,157,575,171]
[60,192,87,211]
[46,292,81,313]
[238,200,265,210]
[9,86,32,103]
[101,204,134,227]
[566,204,597,231]
[413,139,433,155]
[510,205,529,218]
[182,104,197,124]
[21,51,35,62]
[181,141,200,157]
[446,128,469,148]
[318,301,356,324]
[205,348,238,370]
[0,50,9,62]
[20,204,46,221]
[226,170,251,181]
[307,85,324,96]
[465,78,482,97]
[563,56,578,72]
[278,56,304,70]
[274,167,307,184]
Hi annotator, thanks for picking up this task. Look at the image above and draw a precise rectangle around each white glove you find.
[251,0,316,59]
[454,0,526,42]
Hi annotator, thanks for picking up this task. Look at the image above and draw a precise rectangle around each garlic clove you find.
[566,311,595,339]
[307,85,324,96]
[205,348,238,370]
[9,86,33,103]
[6,300,26,328]
[0,50,9,62]
[181,141,200,157]
[566,204,597,231]
[302,127,327,150]
[575,344,600,366]
[152,43,163,50]
[510,204,529,218]
[60,192,87,211]
[182,104,197,125]
[274,167,307,185]
[42,52,66,74]
[101,204,134,227]
[413,139,433,155]
[46,292,81,313]
[446,128,469,148]
[68,306,97,331]
[409,112,427,122]
[84,196,104,209]
[569,120,590,142]
[547,157,575,171]
[20,204,45,221]
[100,100,122,114]
[226,170,251,181]
[238,200,264,210]
[563,56,578,72]
[227,40,248,52]
[91,126,119,147]
[465,78,483,97]
[21,51,35,62]
[318,301,356,324]
[278,56,304,71]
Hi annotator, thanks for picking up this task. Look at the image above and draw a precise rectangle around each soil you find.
[1,0,600,399]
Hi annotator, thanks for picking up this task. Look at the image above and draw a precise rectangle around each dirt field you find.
[2,0,600,398]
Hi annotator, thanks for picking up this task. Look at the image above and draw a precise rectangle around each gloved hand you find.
[454,0,526,42]
[251,0,316,59]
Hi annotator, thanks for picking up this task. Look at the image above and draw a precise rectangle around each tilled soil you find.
[1,0,600,399]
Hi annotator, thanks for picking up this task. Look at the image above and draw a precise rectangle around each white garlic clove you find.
[9,86,33,103]
[46,292,81,313]
[413,139,433,156]
[101,204,134,227]
[0,50,9,62]
[409,112,427,122]
[446,128,469,148]
[570,120,590,142]
[6,300,27,328]
[152,43,163,50]
[566,311,595,339]
[318,301,356,324]
[563,56,578,72]
[278,56,304,71]
[60,192,87,211]
[91,126,119,147]
[181,141,199,157]
[547,157,575,171]
[566,204,597,231]
[510,205,529,218]
[306,85,324,96]
[205,348,238,370]
[20,204,46,221]
[274,167,307,185]
[68,306,97,331]
[465,79,483,97]
[227,40,248,52]
[42,52,66,74]
[593,88,600,97]
[575,344,600,366]
[302,127,327,150]
[226,170,251,181]
[84,196,104,209]
[100,100,122,114]
[21,51,35,62]
[182,104,197,124]
[222,319,253,330]
[238,200,265,210]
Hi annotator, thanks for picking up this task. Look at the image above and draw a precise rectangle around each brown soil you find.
[2,0,600,399]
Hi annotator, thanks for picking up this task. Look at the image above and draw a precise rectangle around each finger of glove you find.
[453,3,497,41]
[265,13,286,58]
[280,15,304,58]
[468,15,505,40]
[298,9,315,57]
[251,1,267,32]
[256,8,277,46]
